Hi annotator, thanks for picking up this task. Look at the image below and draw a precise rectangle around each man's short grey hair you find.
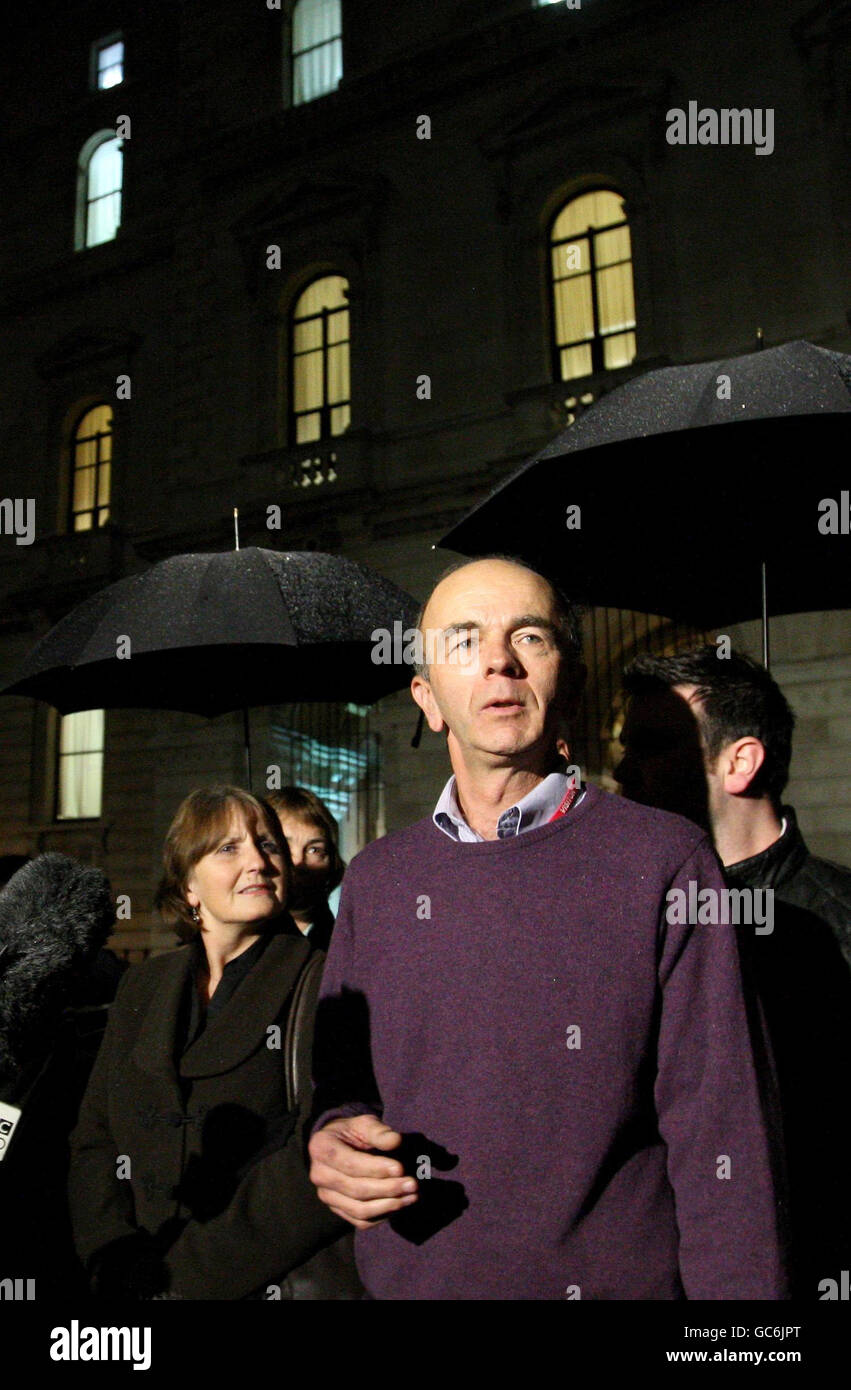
[413,554,584,679]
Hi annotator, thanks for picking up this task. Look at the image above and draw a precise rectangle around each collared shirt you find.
[433,770,585,842]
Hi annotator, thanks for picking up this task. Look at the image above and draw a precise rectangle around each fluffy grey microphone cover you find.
[0,853,116,1076]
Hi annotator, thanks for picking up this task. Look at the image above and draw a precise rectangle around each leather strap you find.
[284,950,324,1112]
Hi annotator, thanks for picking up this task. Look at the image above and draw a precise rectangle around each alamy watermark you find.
[50,1320,151,1370]
[666,102,774,156]
[0,498,35,545]
[371,622,479,667]
[666,882,774,935]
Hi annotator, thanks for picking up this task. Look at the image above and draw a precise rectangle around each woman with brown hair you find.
[68,785,350,1299]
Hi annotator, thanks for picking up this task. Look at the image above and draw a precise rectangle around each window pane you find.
[58,751,103,818]
[97,460,111,506]
[293,40,342,105]
[294,350,324,411]
[296,412,321,444]
[294,275,347,317]
[73,465,96,515]
[559,343,593,381]
[75,435,97,471]
[554,275,593,345]
[88,140,122,198]
[292,0,342,104]
[77,404,112,438]
[57,709,104,819]
[597,264,636,334]
[594,224,632,269]
[326,343,349,403]
[552,237,589,280]
[603,331,637,371]
[293,0,341,51]
[553,189,625,240]
[326,307,349,345]
[330,404,350,435]
[59,707,103,754]
[98,41,124,88]
[293,317,322,353]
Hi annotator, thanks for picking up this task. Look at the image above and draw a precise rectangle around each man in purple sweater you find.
[307,557,787,1299]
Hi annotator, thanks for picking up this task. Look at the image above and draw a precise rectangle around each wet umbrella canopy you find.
[440,340,850,631]
[1,548,418,717]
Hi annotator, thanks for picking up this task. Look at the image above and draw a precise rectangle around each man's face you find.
[410,560,576,770]
[615,683,710,828]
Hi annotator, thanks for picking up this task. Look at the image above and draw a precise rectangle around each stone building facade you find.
[0,0,848,954]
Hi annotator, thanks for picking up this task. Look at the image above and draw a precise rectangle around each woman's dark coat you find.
[68,922,350,1300]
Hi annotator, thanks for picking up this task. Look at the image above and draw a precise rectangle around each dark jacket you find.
[0,950,126,1300]
[727,804,851,969]
[68,921,351,1300]
[726,806,851,1298]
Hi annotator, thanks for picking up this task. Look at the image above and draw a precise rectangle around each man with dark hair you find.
[617,645,850,963]
[306,559,786,1300]
[617,644,851,1297]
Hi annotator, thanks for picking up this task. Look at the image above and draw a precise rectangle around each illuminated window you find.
[93,36,124,89]
[290,275,350,444]
[56,709,104,820]
[76,133,123,249]
[292,0,342,105]
[70,405,112,531]
[549,189,637,381]
[270,702,383,865]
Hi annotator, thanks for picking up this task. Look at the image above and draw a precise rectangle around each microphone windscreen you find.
[0,855,117,1076]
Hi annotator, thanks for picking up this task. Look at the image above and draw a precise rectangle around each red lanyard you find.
[547,783,580,822]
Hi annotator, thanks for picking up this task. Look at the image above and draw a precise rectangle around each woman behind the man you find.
[266,787,345,953]
[68,785,347,1299]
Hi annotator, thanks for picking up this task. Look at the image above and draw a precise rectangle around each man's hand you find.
[309,1114,418,1230]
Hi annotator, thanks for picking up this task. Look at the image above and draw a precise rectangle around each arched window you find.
[70,404,112,531]
[549,189,636,381]
[76,132,123,250]
[292,0,343,105]
[290,276,350,444]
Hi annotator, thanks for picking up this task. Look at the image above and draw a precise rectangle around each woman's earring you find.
[190,906,201,924]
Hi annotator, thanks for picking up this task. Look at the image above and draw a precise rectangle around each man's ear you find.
[721,737,766,796]
[411,673,446,733]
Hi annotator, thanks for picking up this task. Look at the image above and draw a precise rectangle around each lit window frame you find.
[75,131,124,252]
[289,276,351,447]
[90,33,124,90]
[70,403,112,532]
[548,190,637,382]
[291,0,343,107]
[55,709,105,822]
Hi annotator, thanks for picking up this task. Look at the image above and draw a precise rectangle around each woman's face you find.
[276,814,332,912]
[185,807,288,933]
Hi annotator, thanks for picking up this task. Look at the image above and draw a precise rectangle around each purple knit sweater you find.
[312,784,787,1300]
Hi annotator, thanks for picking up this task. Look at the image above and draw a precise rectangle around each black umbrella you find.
[1,547,418,784]
[440,340,850,661]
